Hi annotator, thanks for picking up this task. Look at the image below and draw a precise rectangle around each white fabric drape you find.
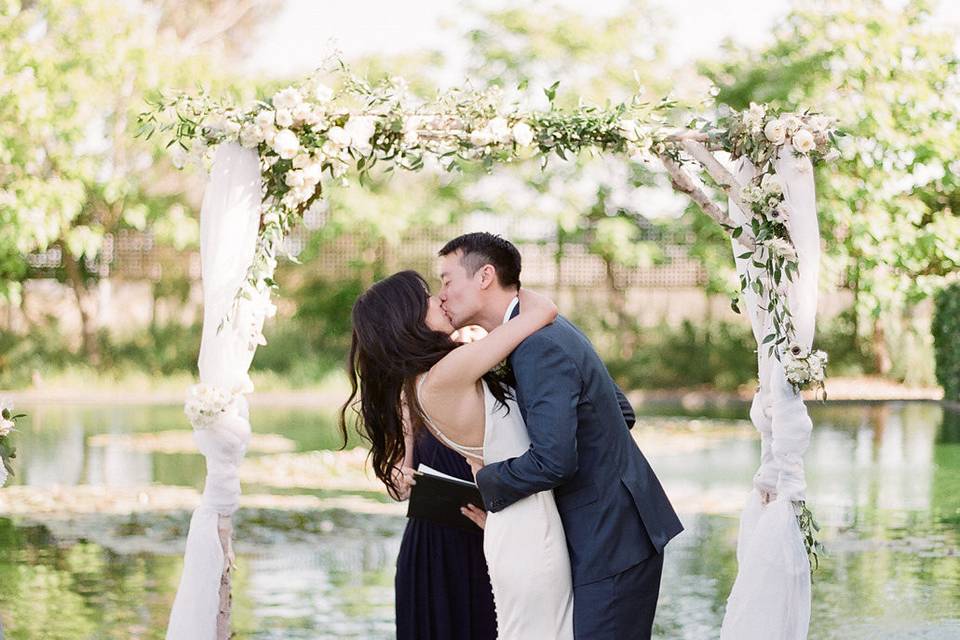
[720,143,819,640]
[166,143,263,640]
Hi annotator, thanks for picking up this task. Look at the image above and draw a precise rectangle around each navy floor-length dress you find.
[395,429,497,640]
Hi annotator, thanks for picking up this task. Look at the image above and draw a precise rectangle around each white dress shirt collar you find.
[502,296,520,325]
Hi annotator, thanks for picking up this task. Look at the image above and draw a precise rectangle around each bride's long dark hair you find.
[338,270,509,497]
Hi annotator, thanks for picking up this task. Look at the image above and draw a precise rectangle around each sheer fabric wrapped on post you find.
[166,143,264,640]
[720,143,819,640]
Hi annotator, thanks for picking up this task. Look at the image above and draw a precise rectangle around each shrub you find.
[932,282,960,401]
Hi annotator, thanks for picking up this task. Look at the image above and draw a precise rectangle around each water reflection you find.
[0,401,957,639]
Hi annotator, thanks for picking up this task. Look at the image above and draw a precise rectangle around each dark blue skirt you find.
[395,430,497,640]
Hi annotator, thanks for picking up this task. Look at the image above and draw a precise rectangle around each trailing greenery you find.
[932,282,960,401]
[796,500,825,573]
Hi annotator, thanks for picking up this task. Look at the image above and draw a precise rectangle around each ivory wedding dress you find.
[418,377,574,640]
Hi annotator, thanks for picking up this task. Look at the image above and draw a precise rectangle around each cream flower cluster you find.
[0,398,14,437]
[184,384,237,429]
[762,237,799,262]
[469,116,536,148]
[237,83,335,153]
[783,344,828,390]
[1,397,21,488]
[741,172,789,222]
[744,103,834,156]
[242,282,278,351]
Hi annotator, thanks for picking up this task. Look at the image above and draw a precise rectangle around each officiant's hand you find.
[390,466,417,501]
[461,503,487,530]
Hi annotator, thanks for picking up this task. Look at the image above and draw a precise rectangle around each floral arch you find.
[141,68,839,640]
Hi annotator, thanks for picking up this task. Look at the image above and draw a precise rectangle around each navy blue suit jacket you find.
[476,312,683,586]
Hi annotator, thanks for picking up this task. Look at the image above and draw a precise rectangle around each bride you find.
[340,270,574,639]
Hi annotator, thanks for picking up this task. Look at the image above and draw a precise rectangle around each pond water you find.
[0,400,958,639]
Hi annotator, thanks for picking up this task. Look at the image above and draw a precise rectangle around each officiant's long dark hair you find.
[339,270,508,497]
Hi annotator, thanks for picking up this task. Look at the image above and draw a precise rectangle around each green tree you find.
[0,0,274,361]
[701,0,960,374]
[457,3,689,354]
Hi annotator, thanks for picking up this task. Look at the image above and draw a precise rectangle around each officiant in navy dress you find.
[393,428,497,640]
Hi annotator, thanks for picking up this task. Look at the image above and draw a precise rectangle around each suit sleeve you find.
[615,383,636,430]
[475,336,580,513]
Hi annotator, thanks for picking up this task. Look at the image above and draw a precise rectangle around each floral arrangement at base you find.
[184,383,241,430]
[0,398,24,487]
[784,343,829,400]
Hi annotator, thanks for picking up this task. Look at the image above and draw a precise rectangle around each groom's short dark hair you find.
[439,232,521,290]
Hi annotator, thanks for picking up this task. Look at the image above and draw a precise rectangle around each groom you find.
[438,232,683,639]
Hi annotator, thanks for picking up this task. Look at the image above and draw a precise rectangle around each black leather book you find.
[406,464,485,532]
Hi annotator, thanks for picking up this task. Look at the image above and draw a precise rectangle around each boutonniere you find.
[492,359,510,378]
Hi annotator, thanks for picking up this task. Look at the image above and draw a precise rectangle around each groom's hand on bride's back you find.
[460,503,487,530]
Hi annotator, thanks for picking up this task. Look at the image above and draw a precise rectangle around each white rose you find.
[743,102,766,134]
[204,115,227,134]
[511,121,535,146]
[344,115,377,153]
[272,128,300,159]
[292,102,313,124]
[224,119,241,136]
[740,185,764,205]
[261,125,277,145]
[403,116,423,146]
[764,237,797,261]
[783,115,803,134]
[275,108,294,128]
[302,106,327,128]
[312,83,334,103]
[0,418,13,437]
[272,87,302,111]
[809,115,831,133]
[292,153,311,169]
[764,119,787,145]
[322,140,344,161]
[488,117,511,143]
[262,210,281,226]
[240,124,263,148]
[281,191,299,210]
[294,185,314,203]
[470,128,493,147]
[792,128,815,153]
[255,110,276,129]
[327,126,351,147]
[760,173,782,196]
[302,162,324,185]
[285,169,306,188]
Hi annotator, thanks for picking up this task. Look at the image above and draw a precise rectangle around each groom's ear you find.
[477,264,497,290]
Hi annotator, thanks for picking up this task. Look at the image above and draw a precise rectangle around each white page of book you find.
[418,463,478,487]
